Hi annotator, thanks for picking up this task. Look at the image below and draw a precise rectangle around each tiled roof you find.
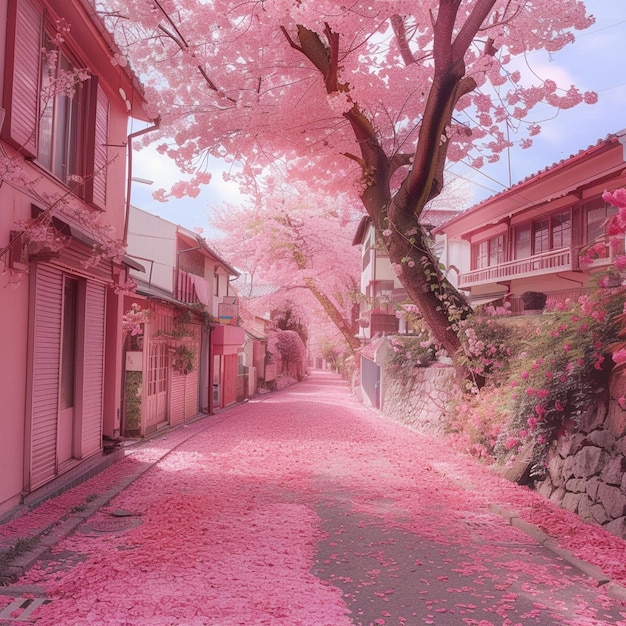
[434,130,626,233]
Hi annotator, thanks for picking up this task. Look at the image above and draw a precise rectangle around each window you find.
[533,218,550,255]
[473,235,505,270]
[551,211,571,249]
[515,210,571,258]
[3,0,109,207]
[586,198,617,244]
[39,36,85,186]
[475,241,488,269]
[489,235,505,266]
[514,224,531,259]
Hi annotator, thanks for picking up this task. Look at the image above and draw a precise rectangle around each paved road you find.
[2,370,626,625]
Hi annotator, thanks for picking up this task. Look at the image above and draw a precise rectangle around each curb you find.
[489,503,626,602]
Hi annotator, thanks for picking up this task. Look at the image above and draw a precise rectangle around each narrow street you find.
[2,370,626,625]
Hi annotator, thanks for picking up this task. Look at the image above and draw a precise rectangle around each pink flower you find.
[555,400,564,411]
[520,371,529,380]
[536,389,549,399]
[612,348,626,366]
[505,436,520,450]
[563,344,571,352]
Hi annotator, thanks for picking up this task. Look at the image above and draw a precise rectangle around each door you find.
[146,340,169,434]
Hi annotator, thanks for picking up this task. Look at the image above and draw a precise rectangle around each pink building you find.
[0,0,151,515]
[435,131,626,312]
[123,207,244,437]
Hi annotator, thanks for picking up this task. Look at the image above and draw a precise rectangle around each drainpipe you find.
[123,118,161,244]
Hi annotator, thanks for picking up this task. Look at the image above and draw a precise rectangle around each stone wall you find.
[535,371,626,539]
[382,366,459,435]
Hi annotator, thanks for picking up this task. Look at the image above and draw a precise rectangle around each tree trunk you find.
[384,221,471,357]
[304,277,361,352]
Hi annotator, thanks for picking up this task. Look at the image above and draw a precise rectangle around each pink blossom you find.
[504,436,520,450]
[612,348,626,366]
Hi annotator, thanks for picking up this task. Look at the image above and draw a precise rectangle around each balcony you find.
[459,247,572,288]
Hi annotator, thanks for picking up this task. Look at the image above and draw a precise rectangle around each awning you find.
[470,292,508,306]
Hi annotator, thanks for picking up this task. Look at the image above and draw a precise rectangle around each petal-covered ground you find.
[7,370,626,625]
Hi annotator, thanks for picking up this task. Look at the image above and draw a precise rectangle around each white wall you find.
[127,207,177,292]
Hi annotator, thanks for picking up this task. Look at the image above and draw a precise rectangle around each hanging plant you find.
[172,344,196,375]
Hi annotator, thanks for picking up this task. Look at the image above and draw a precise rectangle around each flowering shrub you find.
[447,289,623,473]
[385,326,439,385]
[501,291,622,475]
[445,386,513,460]
[456,307,524,388]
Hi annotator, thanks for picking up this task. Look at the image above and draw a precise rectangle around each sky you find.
[129,0,626,234]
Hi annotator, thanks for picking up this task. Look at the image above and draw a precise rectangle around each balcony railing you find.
[176,269,200,305]
[459,247,572,288]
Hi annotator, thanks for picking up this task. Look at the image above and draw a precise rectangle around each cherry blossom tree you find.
[268,328,306,380]
[96,0,596,355]
[211,179,361,351]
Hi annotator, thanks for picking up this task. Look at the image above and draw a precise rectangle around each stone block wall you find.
[535,372,626,539]
[382,366,459,436]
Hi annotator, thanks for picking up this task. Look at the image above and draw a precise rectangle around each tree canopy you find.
[98,0,596,354]
[211,179,361,351]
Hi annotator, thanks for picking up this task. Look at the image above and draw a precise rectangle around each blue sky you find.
[131,0,626,231]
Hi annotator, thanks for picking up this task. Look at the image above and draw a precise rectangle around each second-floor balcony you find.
[460,247,573,288]
[460,233,626,289]
[459,237,625,288]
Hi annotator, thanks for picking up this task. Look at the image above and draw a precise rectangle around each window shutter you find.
[2,0,43,157]
[84,78,109,208]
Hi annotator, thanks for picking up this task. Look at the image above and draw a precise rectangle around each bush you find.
[448,289,623,475]
[386,327,438,385]
[520,291,547,311]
